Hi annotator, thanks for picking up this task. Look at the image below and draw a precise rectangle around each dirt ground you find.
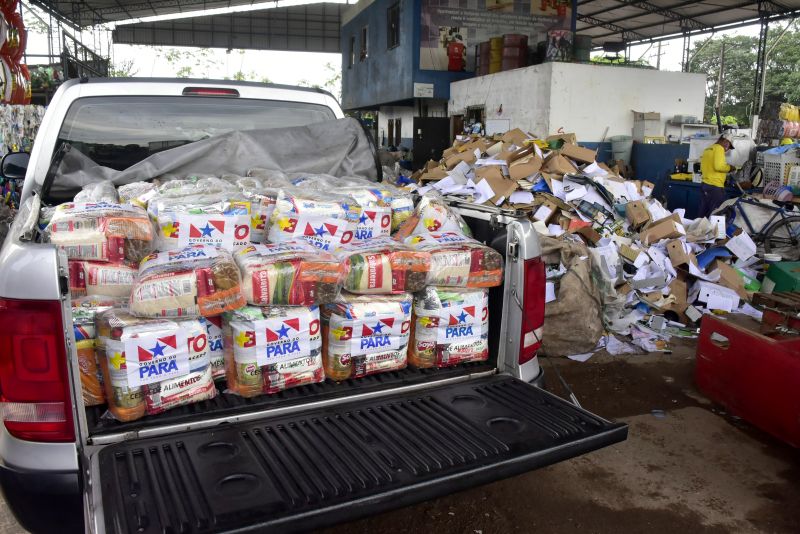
[0,340,797,533]
[321,340,800,534]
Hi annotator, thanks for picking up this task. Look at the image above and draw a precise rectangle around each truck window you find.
[45,95,336,197]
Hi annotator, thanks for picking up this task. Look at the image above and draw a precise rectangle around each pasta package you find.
[223,306,324,397]
[69,260,138,298]
[267,189,360,251]
[405,232,503,288]
[96,310,216,422]
[72,295,128,406]
[44,201,154,262]
[235,241,345,306]
[151,193,253,252]
[410,288,489,368]
[322,292,412,381]
[229,176,279,244]
[335,237,431,294]
[204,316,226,380]
[131,244,245,318]
[393,193,472,240]
[336,176,414,233]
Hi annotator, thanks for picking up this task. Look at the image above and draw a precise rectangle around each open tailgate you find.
[93,375,627,533]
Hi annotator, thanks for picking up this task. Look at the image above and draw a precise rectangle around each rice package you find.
[130,244,245,318]
[335,237,431,295]
[267,188,360,251]
[45,201,154,262]
[322,292,412,381]
[96,310,216,422]
[234,241,345,306]
[393,193,472,240]
[336,176,415,234]
[151,193,253,252]
[411,288,489,368]
[405,232,504,288]
[223,305,324,397]
[68,260,138,298]
[118,182,157,208]
[72,295,128,406]
[225,175,280,244]
[204,316,226,380]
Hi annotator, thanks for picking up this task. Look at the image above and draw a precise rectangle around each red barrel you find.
[501,34,528,71]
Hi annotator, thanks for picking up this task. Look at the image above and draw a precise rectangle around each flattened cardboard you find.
[710,259,748,300]
[533,200,559,224]
[508,154,544,181]
[666,239,697,268]
[625,200,650,228]
[476,166,517,205]
[640,217,685,245]
[572,225,601,245]
[420,167,449,181]
[445,151,477,170]
[542,153,578,175]
[618,243,641,263]
[501,128,532,146]
[560,143,597,164]
[545,132,577,145]
[442,146,458,159]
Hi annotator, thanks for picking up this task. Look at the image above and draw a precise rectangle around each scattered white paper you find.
[564,184,588,202]
[473,178,494,204]
[737,302,764,321]
[550,179,566,201]
[707,295,734,312]
[453,160,472,177]
[548,224,564,236]
[486,142,503,157]
[533,205,554,222]
[432,176,456,191]
[605,334,641,355]
[509,191,534,205]
[533,144,543,159]
[494,196,506,206]
[688,262,721,282]
[582,161,609,178]
[725,232,757,260]
[545,282,557,303]
[567,351,596,363]
[685,305,703,322]
[710,215,726,240]
[417,185,432,195]
[473,148,482,160]
[532,220,551,235]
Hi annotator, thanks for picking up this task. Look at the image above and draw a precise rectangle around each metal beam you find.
[613,0,708,31]
[576,14,645,41]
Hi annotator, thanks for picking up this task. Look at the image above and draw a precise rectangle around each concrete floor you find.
[0,341,798,533]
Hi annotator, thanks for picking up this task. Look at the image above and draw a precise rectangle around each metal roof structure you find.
[112,3,344,53]
[576,0,800,46]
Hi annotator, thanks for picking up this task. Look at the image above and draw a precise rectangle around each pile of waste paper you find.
[394,129,767,360]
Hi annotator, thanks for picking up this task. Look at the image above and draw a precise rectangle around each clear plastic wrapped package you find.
[234,241,345,306]
[336,176,415,234]
[410,287,489,368]
[404,232,504,288]
[74,181,119,203]
[68,260,138,298]
[246,168,290,187]
[223,305,324,397]
[131,244,245,318]
[204,315,226,380]
[118,182,157,208]
[393,192,472,240]
[223,175,280,244]
[96,310,216,422]
[322,292,412,381]
[44,201,154,262]
[267,188,360,251]
[72,295,128,406]
[335,237,431,294]
[150,192,253,252]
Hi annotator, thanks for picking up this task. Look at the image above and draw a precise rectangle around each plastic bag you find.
[150,192,253,252]
[246,168,291,187]
[96,310,216,422]
[72,295,128,406]
[74,181,118,203]
[267,188,359,251]
[131,244,245,318]
[322,292,412,381]
[223,174,280,244]
[404,232,504,288]
[68,260,138,298]
[335,236,431,294]
[44,201,154,262]
[410,287,489,368]
[203,315,226,380]
[118,182,157,208]
[234,241,345,306]
[393,192,472,239]
[223,305,324,397]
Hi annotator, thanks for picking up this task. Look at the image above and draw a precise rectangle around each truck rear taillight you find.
[519,258,545,365]
[0,298,74,442]
[182,87,240,97]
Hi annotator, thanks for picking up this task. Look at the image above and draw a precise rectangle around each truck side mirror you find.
[1,152,29,180]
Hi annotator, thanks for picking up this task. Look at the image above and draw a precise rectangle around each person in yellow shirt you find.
[699,133,734,217]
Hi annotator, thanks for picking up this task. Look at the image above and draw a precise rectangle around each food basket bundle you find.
[234,241,345,306]
[404,232,504,288]
[393,192,472,239]
[150,192,253,251]
[410,287,489,368]
[74,181,118,204]
[222,174,281,244]
[223,305,324,397]
[204,315,226,380]
[335,237,431,294]
[335,175,415,234]
[68,260,138,298]
[96,310,216,422]
[117,182,157,208]
[130,244,245,318]
[322,292,412,381]
[266,187,360,251]
[44,201,154,262]
[72,295,128,406]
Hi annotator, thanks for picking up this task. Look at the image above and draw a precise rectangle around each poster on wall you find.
[420,0,574,71]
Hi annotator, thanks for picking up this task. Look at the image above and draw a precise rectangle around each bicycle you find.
[720,194,800,261]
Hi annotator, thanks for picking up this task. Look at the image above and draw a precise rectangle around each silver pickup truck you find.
[0,78,627,534]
